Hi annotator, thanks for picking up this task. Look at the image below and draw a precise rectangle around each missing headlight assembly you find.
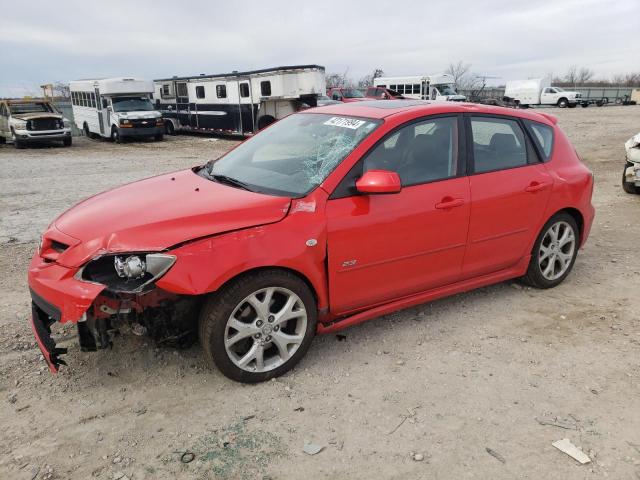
[76,253,176,293]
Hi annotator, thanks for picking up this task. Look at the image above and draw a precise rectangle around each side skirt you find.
[317,256,530,334]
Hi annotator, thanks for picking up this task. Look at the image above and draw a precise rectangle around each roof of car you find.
[308,100,557,125]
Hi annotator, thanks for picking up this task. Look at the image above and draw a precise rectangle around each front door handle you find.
[435,198,465,209]
[525,181,550,193]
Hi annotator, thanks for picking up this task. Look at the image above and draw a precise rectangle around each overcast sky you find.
[1,0,638,97]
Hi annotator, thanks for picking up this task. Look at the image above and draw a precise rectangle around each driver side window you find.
[363,116,459,187]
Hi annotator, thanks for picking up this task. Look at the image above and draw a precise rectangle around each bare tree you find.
[326,69,354,89]
[357,68,384,88]
[52,81,70,99]
[445,61,471,88]
[576,67,594,84]
[563,65,578,85]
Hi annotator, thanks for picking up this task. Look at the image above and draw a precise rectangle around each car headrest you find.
[490,133,518,151]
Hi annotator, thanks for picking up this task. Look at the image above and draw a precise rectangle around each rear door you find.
[326,115,470,314]
[462,114,553,278]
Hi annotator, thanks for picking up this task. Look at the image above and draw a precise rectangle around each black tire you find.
[0,135,6,144]
[111,126,122,143]
[581,102,589,108]
[521,212,579,289]
[622,161,640,194]
[596,100,604,107]
[568,103,577,108]
[11,131,24,149]
[154,134,163,141]
[165,121,175,135]
[514,100,520,109]
[199,270,317,383]
[83,122,91,138]
[557,98,568,108]
[257,115,276,130]
[63,137,72,147]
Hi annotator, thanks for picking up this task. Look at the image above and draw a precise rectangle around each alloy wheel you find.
[538,221,576,281]
[224,287,307,373]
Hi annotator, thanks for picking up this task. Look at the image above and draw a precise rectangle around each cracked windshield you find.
[203,113,380,196]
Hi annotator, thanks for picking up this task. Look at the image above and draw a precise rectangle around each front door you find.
[326,115,470,314]
[462,115,553,278]
[94,87,104,135]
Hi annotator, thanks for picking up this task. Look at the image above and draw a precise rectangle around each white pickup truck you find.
[504,78,582,108]
[622,133,640,194]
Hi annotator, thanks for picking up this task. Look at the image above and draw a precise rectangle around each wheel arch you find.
[546,207,585,243]
[212,265,321,309]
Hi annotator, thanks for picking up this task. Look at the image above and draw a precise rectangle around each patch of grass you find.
[190,420,284,479]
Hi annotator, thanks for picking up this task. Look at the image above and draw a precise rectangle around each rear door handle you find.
[525,181,550,193]
[435,198,465,209]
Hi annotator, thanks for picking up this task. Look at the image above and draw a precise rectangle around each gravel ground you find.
[0,107,639,479]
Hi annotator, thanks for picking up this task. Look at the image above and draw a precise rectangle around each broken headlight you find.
[76,253,176,293]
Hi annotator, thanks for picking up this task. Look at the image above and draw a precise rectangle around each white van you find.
[69,78,164,142]
[374,74,466,101]
[503,78,582,108]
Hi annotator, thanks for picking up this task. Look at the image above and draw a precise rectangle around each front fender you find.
[156,194,330,311]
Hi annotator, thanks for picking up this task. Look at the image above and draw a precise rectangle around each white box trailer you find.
[69,78,164,142]
[154,65,325,136]
[373,74,466,101]
[503,78,582,108]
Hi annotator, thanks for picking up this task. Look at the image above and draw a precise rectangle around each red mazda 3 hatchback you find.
[28,100,594,383]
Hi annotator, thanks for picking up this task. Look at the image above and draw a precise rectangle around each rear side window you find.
[195,86,205,99]
[470,117,528,173]
[240,82,250,98]
[526,121,554,160]
[260,81,271,96]
[216,85,226,98]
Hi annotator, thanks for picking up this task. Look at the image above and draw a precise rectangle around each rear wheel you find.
[199,270,317,383]
[581,102,589,108]
[521,213,579,288]
[622,161,640,194]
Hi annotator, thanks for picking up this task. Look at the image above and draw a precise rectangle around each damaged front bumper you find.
[28,251,198,373]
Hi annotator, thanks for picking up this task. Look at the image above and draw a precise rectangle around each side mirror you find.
[356,170,401,194]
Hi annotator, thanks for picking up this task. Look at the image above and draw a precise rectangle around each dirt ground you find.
[1,107,639,480]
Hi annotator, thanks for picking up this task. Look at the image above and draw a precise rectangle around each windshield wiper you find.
[211,174,254,191]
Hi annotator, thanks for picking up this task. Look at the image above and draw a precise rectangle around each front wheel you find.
[199,270,317,383]
[111,127,122,143]
[557,98,568,108]
[154,134,163,141]
[521,213,579,288]
[622,161,640,194]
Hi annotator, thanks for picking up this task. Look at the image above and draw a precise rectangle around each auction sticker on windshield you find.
[324,117,367,129]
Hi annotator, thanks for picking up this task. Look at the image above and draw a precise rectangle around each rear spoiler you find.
[539,112,558,125]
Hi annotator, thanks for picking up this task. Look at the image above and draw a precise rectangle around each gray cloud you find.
[1,0,638,96]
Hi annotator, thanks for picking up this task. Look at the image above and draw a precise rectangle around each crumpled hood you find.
[12,112,63,121]
[52,169,291,267]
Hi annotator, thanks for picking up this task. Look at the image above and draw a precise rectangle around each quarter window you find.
[240,82,250,98]
[260,81,272,96]
[364,116,459,186]
[526,121,554,160]
[196,85,206,99]
[471,117,528,173]
[216,85,227,98]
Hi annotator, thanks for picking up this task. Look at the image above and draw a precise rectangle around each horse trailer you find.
[154,65,326,136]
